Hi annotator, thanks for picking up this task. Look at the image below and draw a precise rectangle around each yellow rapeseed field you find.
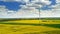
[0,19,60,34]
[0,24,60,34]
[6,19,60,24]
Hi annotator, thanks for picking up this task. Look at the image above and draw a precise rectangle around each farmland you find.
[0,18,60,34]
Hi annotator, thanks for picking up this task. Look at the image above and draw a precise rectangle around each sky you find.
[0,0,56,11]
[0,1,26,11]
[0,0,60,18]
[40,0,56,10]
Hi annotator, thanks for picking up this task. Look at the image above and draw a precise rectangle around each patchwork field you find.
[0,18,60,34]
[1,18,60,24]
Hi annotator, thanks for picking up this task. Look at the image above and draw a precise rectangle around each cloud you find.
[0,6,7,16]
[40,10,60,18]
[0,0,29,2]
[0,5,17,18]
[40,0,60,18]
[0,0,14,2]
[56,0,60,3]
[40,0,51,5]
[0,0,60,18]
[0,1,39,18]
